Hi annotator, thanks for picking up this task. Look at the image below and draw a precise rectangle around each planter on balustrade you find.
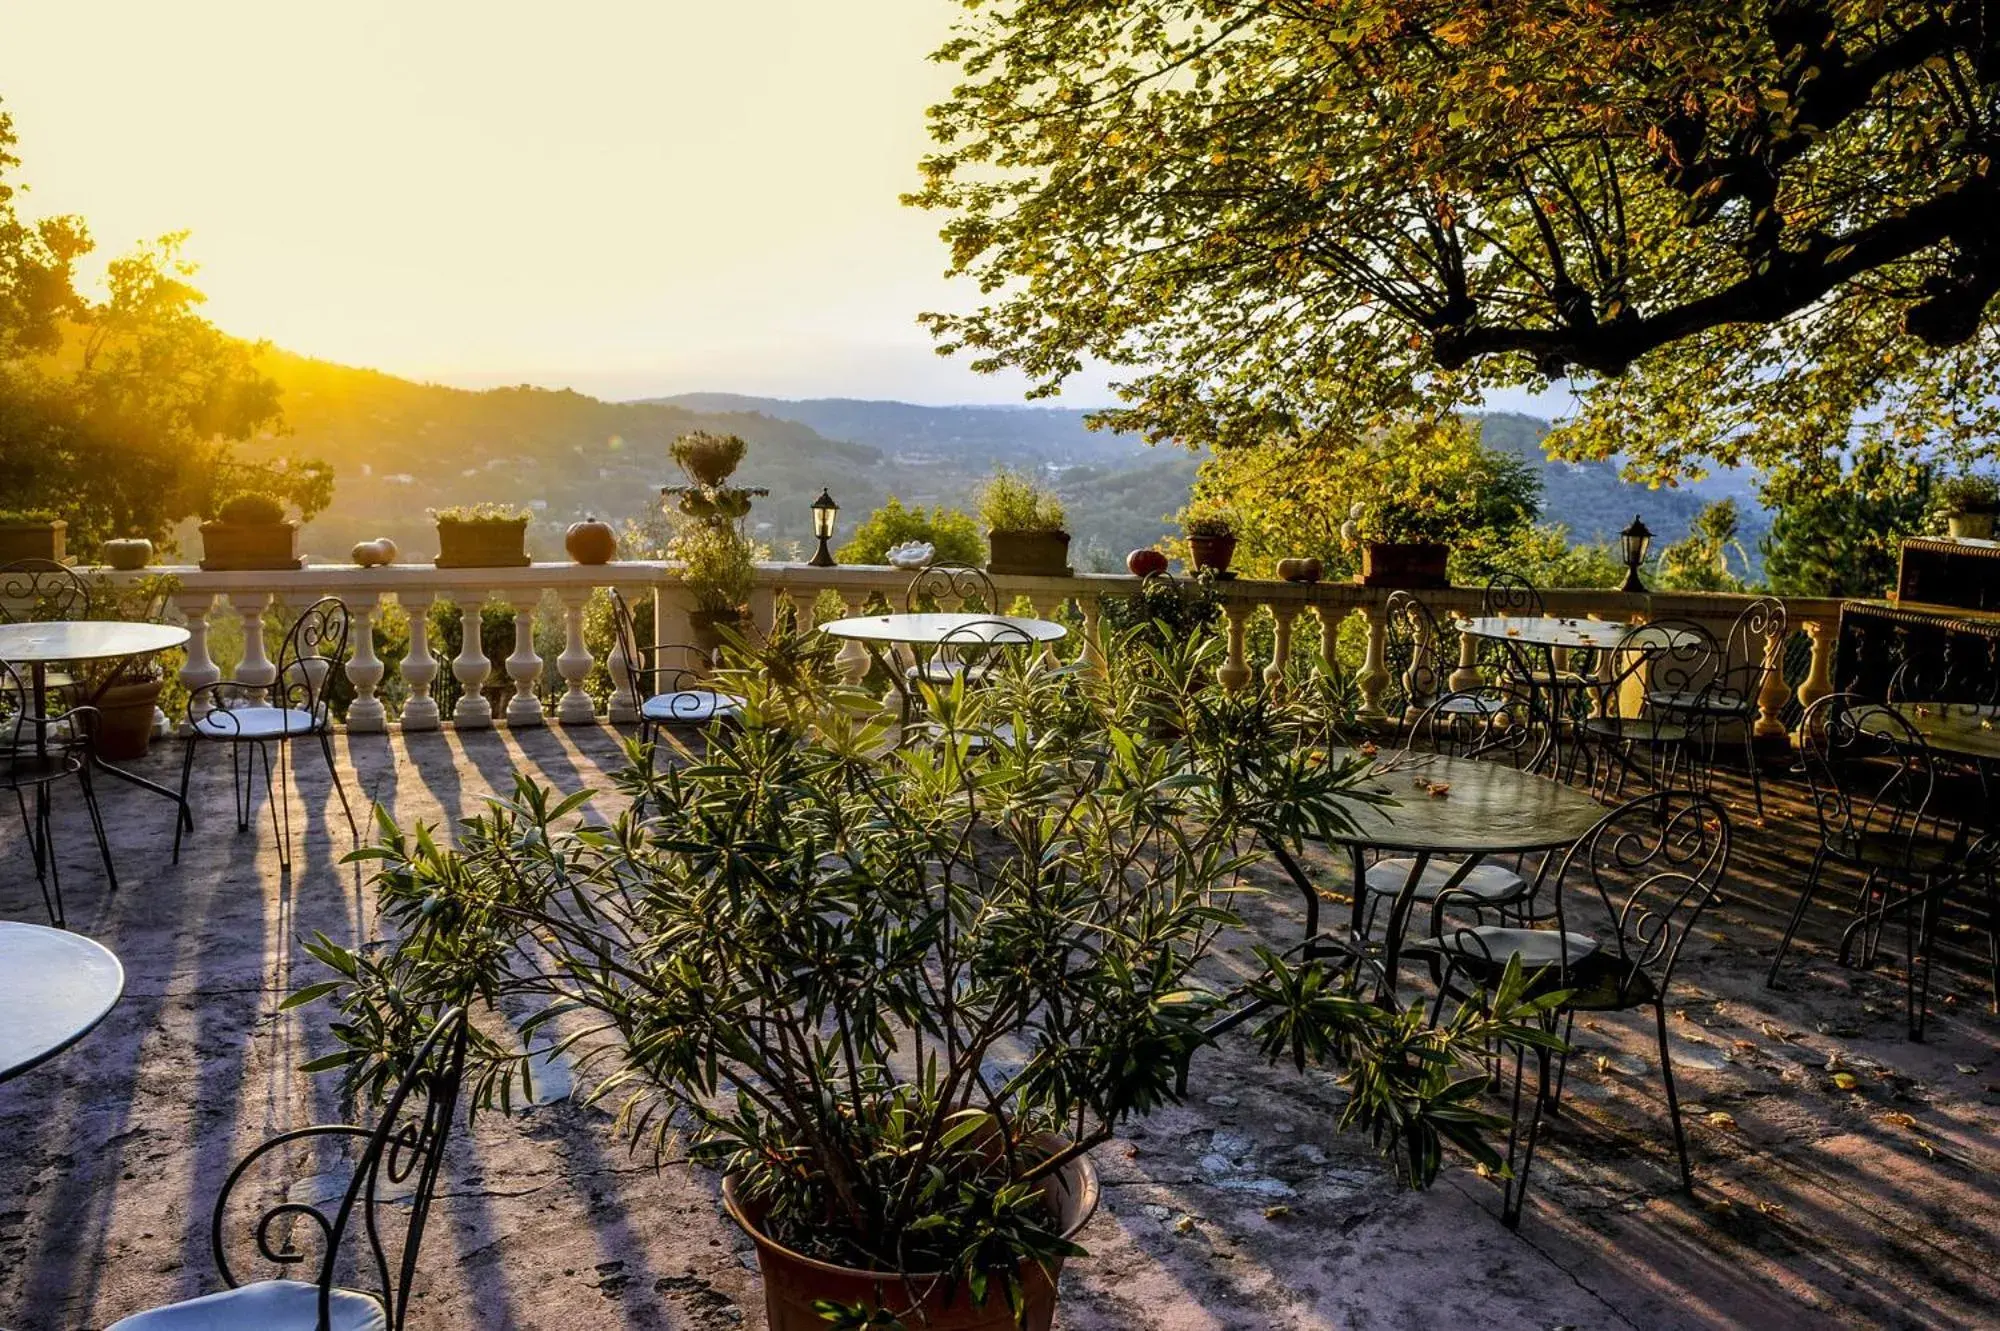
[0,518,67,564]
[199,520,302,571]
[722,1143,1098,1331]
[1358,540,1449,589]
[986,529,1072,578]
[1187,532,1237,576]
[434,517,531,569]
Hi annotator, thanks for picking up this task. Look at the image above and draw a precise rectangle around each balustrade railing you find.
[79,562,1842,741]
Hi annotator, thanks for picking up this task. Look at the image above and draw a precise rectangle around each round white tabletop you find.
[819,612,1067,647]
[0,620,190,663]
[1454,615,1626,651]
[0,922,125,1083]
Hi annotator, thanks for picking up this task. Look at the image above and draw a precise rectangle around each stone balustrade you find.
[80,562,1844,740]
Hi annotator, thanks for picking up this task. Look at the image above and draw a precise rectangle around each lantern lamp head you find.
[809,488,839,566]
[1620,514,1654,593]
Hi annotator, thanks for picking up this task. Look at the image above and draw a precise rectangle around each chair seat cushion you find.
[1580,716,1691,744]
[0,749,76,786]
[1407,925,1598,970]
[906,660,996,685]
[194,707,321,740]
[640,690,743,724]
[1362,858,1524,903]
[1436,693,1507,716]
[1648,689,1752,717]
[107,1279,387,1331]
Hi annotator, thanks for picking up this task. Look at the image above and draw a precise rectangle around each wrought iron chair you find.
[172,597,357,874]
[608,590,744,748]
[1354,690,1540,938]
[909,616,1046,746]
[1480,570,1595,732]
[1412,792,1732,1225]
[108,1008,470,1331]
[1767,693,1996,1038]
[1,657,115,927]
[1570,620,1711,800]
[903,561,1004,690]
[1383,591,1472,724]
[1648,597,1784,817]
[0,558,95,698]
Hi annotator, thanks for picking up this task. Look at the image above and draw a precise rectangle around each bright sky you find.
[0,0,1105,404]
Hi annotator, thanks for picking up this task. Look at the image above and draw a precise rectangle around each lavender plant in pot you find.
[291,633,1561,1330]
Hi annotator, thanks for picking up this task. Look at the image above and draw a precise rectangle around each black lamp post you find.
[1620,514,1654,593]
[809,488,840,567]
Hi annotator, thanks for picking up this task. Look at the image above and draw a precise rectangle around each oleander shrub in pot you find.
[1936,473,2000,540]
[0,511,66,563]
[293,631,1561,1330]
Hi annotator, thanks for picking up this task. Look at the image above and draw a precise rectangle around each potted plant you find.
[1937,473,2000,540]
[0,511,66,563]
[75,573,181,760]
[662,433,766,648]
[292,642,1557,1330]
[1343,498,1451,589]
[432,504,533,568]
[978,470,1071,577]
[200,493,303,571]
[1182,506,1238,576]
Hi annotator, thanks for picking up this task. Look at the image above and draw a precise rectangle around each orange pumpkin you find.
[565,517,617,565]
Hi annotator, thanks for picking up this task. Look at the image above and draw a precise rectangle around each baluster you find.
[451,594,495,729]
[1316,603,1343,674]
[1755,620,1793,738]
[233,592,275,704]
[749,585,778,639]
[607,584,641,724]
[1029,594,1063,667]
[1265,605,1297,691]
[1354,602,1389,720]
[504,593,544,727]
[174,591,220,724]
[556,589,597,724]
[1219,603,1254,692]
[836,592,871,683]
[344,591,388,733]
[1079,595,1104,673]
[399,593,442,731]
[1449,603,1484,692]
[787,589,818,634]
[1796,618,1835,718]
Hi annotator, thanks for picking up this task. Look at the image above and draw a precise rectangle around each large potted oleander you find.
[293,632,1556,1330]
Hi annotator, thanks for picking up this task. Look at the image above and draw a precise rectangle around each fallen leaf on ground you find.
[1706,1111,1738,1130]
[1755,1200,1787,1218]
[1832,1073,1860,1091]
[1731,1039,1758,1052]
[1954,1064,1978,1075]
[1878,1112,1917,1130]
[1171,1215,1196,1234]
[1262,1205,1292,1220]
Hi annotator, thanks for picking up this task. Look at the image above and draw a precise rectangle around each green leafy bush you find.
[215,493,287,525]
[976,468,1067,533]
[670,431,749,488]
[1936,473,1999,515]
[837,496,985,565]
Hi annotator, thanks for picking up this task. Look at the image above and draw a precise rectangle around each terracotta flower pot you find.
[1359,541,1449,589]
[723,1145,1098,1331]
[1188,533,1237,574]
[0,520,66,564]
[199,521,302,571]
[435,519,531,568]
[86,678,163,761]
[986,530,1072,578]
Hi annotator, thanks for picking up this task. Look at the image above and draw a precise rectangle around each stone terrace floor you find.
[2,726,1997,1331]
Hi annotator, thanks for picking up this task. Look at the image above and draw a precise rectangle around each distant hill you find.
[234,355,1754,573]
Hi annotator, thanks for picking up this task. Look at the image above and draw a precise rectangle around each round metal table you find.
[1861,701,2000,763]
[819,612,1067,735]
[0,619,193,817]
[1313,749,1605,997]
[0,921,124,1084]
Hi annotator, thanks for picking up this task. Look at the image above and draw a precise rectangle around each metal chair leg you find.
[172,735,198,863]
[1767,847,1830,986]
[1544,1008,1576,1116]
[1655,999,1692,1190]
[1501,1042,1551,1228]
[76,761,117,894]
[258,741,289,874]
[319,729,358,845]
[1908,878,1939,1042]
[35,784,63,929]
[1742,724,1765,819]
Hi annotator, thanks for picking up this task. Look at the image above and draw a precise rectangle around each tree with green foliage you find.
[914,2,2000,492]
[1656,499,1752,593]
[1187,416,1542,581]
[837,495,985,565]
[0,108,328,555]
[1761,447,1933,598]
